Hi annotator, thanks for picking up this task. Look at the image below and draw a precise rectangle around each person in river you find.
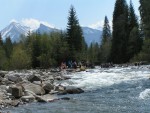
[72,61,77,69]
[60,62,67,70]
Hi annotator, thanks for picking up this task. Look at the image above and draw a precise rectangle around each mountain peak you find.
[1,22,30,42]
[37,23,59,34]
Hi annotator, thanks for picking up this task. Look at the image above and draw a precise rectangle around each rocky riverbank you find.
[0,69,84,110]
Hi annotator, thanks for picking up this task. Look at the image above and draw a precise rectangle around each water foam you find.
[65,66,150,91]
[139,89,150,99]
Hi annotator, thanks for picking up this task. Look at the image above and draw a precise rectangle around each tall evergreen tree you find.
[127,0,142,60]
[31,32,41,68]
[99,16,111,63]
[66,5,86,61]
[4,37,13,58]
[135,0,150,62]
[101,16,111,44]
[0,33,3,46]
[110,0,129,63]
[139,0,150,39]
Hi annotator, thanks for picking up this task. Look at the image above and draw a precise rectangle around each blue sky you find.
[0,0,140,30]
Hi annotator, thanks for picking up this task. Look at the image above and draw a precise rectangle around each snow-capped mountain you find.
[36,24,59,34]
[0,22,102,45]
[82,27,102,46]
[1,22,30,42]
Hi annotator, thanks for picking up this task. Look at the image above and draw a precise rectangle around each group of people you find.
[60,60,82,70]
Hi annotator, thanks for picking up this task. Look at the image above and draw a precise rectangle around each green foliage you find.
[0,33,3,46]
[88,42,99,64]
[0,46,7,69]
[4,37,13,58]
[110,0,129,64]
[10,45,31,69]
[127,1,143,61]
[133,0,150,62]
[99,16,111,63]
[139,0,150,39]
[127,27,143,60]
[132,39,150,62]
[66,5,86,61]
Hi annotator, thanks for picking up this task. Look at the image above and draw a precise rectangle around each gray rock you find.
[55,85,65,91]
[43,83,54,94]
[10,86,23,98]
[55,76,62,80]
[0,76,3,82]
[23,83,45,95]
[21,95,35,102]
[8,75,22,83]
[33,81,42,85]
[35,95,47,102]
[28,75,41,82]
[0,72,5,78]
[65,86,84,94]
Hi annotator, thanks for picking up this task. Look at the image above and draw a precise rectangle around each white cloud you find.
[20,18,55,30]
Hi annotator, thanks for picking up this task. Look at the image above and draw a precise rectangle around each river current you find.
[2,65,150,113]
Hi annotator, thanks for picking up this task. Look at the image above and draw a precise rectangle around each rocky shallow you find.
[0,69,84,110]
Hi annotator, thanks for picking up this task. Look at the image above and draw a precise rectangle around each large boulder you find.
[65,86,84,94]
[7,75,22,83]
[0,72,5,78]
[28,75,41,83]
[43,83,54,94]
[10,86,23,98]
[0,76,3,82]
[55,85,66,92]
[23,83,45,95]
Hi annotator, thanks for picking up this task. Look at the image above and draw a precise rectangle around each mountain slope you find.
[0,22,102,45]
[36,24,59,34]
[1,22,30,42]
[82,27,102,46]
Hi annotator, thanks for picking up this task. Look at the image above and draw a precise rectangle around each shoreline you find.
[0,68,84,111]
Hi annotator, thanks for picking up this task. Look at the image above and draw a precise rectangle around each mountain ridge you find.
[0,22,102,45]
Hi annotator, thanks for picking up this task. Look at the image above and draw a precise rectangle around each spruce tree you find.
[139,0,150,39]
[127,0,142,61]
[0,33,3,46]
[4,37,13,58]
[31,32,41,68]
[100,16,111,63]
[110,0,129,63]
[135,0,150,62]
[66,5,86,61]
[101,16,111,44]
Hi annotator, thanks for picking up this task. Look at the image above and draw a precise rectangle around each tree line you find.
[0,0,149,70]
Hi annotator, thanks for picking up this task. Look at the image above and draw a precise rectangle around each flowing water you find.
[2,65,150,113]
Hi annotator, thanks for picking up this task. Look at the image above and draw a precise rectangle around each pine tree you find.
[99,16,111,63]
[135,0,150,62]
[101,16,111,44]
[4,37,13,58]
[31,32,41,68]
[66,5,86,61]
[110,0,129,63]
[0,33,3,46]
[127,0,142,61]
[139,0,150,39]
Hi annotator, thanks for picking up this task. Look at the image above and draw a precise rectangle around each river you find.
[2,65,150,113]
